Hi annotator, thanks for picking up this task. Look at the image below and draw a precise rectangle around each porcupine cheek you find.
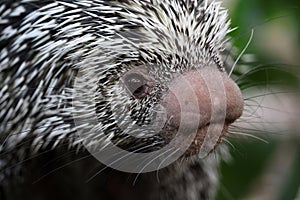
[160,67,244,157]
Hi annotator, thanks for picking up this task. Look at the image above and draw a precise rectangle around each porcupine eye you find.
[123,73,150,98]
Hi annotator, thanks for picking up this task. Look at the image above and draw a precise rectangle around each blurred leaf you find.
[216,140,278,200]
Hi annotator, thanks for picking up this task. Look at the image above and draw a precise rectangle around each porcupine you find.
[0,0,244,200]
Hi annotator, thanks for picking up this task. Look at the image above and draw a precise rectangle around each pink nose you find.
[161,67,243,156]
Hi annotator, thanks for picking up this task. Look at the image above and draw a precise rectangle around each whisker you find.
[32,153,93,184]
[244,91,295,100]
[227,131,269,144]
[222,138,235,151]
[133,147,178,185]
[235,63,298,83]
[155,148,181,182]
[85,142,165,183]
[229,29,254,77]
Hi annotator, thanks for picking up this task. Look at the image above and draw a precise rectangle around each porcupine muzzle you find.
[160,67,243,157]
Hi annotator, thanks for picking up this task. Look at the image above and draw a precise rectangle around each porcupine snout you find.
[160,67,244,157]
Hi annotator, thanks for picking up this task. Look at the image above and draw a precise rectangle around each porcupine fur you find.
[0,0,237,199]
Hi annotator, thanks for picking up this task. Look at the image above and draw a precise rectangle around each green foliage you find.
[229,0,300,49]
[216,140,278,200]
[216,0,300,199]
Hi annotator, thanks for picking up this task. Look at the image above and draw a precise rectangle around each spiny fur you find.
[0,0,230,154]
[1,0,231,199]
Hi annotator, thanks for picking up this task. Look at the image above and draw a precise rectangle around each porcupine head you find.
[0,0,243,175]
[71,0,244,172]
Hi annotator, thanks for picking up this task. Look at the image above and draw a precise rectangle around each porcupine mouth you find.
[187,123,229,156]
[162,122,229,157]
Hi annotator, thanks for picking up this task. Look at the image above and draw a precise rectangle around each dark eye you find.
[124,73,150,98]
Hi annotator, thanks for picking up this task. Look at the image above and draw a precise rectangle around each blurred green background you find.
[216,0,300,200]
